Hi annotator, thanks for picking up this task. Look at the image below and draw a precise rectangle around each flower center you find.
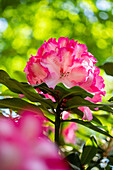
[60,69,70,78]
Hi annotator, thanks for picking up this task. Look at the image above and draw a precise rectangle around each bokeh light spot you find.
[11,56,26,71]
[97,39,107,49]
[27,48,37,58]
[99,12,109,20]
[96,0,111,11]
[0,18,8,32]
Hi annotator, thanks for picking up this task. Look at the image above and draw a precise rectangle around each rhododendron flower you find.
[62,111,70,120]
[62,122,78,144]
[0,111,69,170]
[24,37,105,121]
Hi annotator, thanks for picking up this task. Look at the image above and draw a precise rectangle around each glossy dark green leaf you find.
[90,136,98,146]
[0,70,36,94]
[106,165,112,170]
[70,108,83,117]
[98,104,113,113]
[109,156,113,163]
[65,96,113,113]
[67,108,105,126]
[32,83,57,98]
[0,70,54,109]
[55,83,93,99]
[0,89,19,97]
[99,62,113,76]
[62,119,113,138]
[0,98,43,114]
[92,115,102,125]
[65,96,95,108]
[66,152,83,170]
[108,96,113,102]
[81,145,98,165]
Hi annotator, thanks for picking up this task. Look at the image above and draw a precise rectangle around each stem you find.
[43,115,55,124]
[55,108,61,146]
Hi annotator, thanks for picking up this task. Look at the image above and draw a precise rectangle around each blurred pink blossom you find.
[62,122,78,144]
[24,37,105,121]
[0,111,69,170]
[62,111,70,120]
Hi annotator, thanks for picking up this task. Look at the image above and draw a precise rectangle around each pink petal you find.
[62,122,77,144]
[86,92,104,103]
[59,47,74,73]
[37,38,58,57]
[70,39,77,48]
[58,37,69,48]
[19,94,25,98]
[95,74,105,90]
[62,111,70,120]
[74,43,87,58]
[44,72,61,88]
[0,113,69,170]
[37,44,46,57]
[19,114,42,140]
[42,51,60,76]
[80,72,98,93]
[68,66,88,84]
[78,106,93,121]
[40,51,61,87]
[24,58,47,85]
[81,52,97,65]
[45,38,58,52]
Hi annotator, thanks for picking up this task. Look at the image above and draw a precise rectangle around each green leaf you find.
[55,83,93,99]
[65,96,95,108]
[0,98,54,123]
[67,108,104,126]
[81,145,98,165]
[98,104,113,113]
[32,83,57,98]
[92,115,102,125]
[108,96,113,102]
[0,89,19,97]
[65,96,113,113]
[66,152,83,170]
[0,70,54,109]
[0,98,43,114]
[70,108,83,117]
[90,136,98,147]
[99,62,113,76]
[0,70,42,100]
[62,119,113,138]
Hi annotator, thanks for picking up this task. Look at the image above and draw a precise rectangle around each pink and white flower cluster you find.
[24,37,105,121]
[0,111,69,170]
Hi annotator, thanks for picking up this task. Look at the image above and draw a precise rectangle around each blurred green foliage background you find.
[0,0,113,78]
